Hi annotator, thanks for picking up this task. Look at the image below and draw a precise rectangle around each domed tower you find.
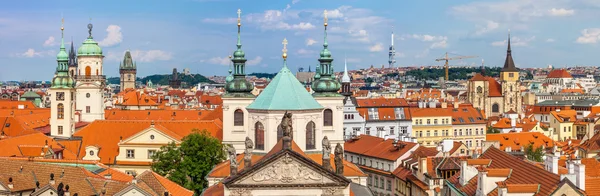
[119,50,137,92]
[222,9,257,148]
[75,21,106,122]
[50,19,76,138]
[310,10,344,147]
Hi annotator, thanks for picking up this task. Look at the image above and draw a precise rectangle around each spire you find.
[342,57,351,83]
[121,50,135,70]
[52,17,74,89]
[391,25,394,47]
[388,25,396,68]
[67,38,77,67]
[224,9,254,97]
[502,29,517,72]
[481,59,486,76]
[312,9,340,97]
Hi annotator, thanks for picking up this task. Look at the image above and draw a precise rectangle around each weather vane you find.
[324,10,328,26]
[282,38,288,59]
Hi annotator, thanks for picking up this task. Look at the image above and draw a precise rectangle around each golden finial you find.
[237,9,242,27]
[60,17,64,31]
[323,10,328,27]
[282,38,288,59]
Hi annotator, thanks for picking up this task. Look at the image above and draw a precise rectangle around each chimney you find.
[131,173,137,184]
[441,102,448,108]
[8,177,13,189]
[575,162,586,191]
[476,168,490,196]
[419,157,427,175]
[544,151,559,174]
[454,102,459,109]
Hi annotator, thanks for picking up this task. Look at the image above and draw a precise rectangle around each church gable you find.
[120,125,180,145]
[224,151,349,188]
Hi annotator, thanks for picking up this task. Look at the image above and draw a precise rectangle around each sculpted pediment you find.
[227,151,349,188]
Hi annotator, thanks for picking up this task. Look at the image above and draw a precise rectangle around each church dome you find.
[77,38,103,56]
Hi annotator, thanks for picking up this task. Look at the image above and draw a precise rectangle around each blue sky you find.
[2,0,600,81]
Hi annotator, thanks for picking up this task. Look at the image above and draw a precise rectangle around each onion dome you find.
[77,23,103,56]
[51,19,75,89]
[224,9,254,98]
[311,10,341,97]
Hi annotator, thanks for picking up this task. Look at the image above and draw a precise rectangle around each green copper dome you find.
[224,9,254,98]
[225,69,234,83]
[311,20,340,97]
[78,38,103,56]
[51,27,75,89]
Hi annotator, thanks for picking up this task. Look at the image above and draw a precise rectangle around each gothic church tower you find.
[500,31,522,114]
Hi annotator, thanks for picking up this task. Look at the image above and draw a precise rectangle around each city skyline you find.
[2,0,600,81]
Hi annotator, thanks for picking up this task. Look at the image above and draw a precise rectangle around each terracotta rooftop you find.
[104,109,215,121]
[355,97,409,107]
[486,132,554,151]
[547,69,573,78]
[345,135,418,161]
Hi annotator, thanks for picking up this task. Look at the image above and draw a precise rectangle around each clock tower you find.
[50,19,76,138]
[119,50,137,92]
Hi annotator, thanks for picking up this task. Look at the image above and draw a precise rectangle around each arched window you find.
[234,109,244,126]
[57,103,64,119]
[96,69,99,76]
[70,70,74,77]
[85,66,91,76]
[255,122,264,150]
[492,103,499,113]
[477,86,483,93]
[306,121,316,150]
[323,109,333,126]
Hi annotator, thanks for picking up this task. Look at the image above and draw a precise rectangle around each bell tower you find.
[75,21,106,122]
[119,50,137,92]
[499,30,521,114]
[50,18,76,138]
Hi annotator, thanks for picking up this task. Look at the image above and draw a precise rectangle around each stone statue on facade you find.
[244,137,254,168]
[322,136,332,171]
[280,111,293,150]
[334,143,344,175]
[228,145,238,175]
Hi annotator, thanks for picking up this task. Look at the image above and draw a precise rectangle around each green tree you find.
[524,144,545,162]
[151,129,226,195]
[486,126,500,134]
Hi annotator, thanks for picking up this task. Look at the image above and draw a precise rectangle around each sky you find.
[1,0,600,81]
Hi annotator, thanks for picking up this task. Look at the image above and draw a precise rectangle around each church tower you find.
[75,22,106,122]
[119,50,137,92]
[50,19,76,138]
[388,26,396,68]
[222,9,256,150]
[67,41,78,78]
[311,10,344,147]
[499,31,522,114]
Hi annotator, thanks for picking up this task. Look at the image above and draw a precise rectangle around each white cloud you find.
[15,48,53,58]
[549,8,574,16]
[430,40,448,49]
[130,50,172,62]
[43,36,56,47]
[348,29,370,43]
[292,0,300,4]
[247,56,263,66]
[291,22,315,30]
[576,28,600,44]
[296,48,316,55]
[474,21,499,35]
[369,43,383,52]
[491,36,536,46]
[98,25,123,47]
[205,56,230,66]
[546,38,555,42]
[306,38,317,46]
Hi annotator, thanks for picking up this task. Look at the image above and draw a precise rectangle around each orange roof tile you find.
[561,89,584,94]
[0,133,77,159]
[486,168,512,177]
[345,135,417,161]
[451,105,486,125]
[550,109,577,123]
[151,172,194,196]
[0,100,37,109]
[466,159,491,166]
[409,107,452,118]
[547,69,573,78]
[506,184,540,193]
[486,132,554,151]
[73,120,223,164]
[118,91,158,106]
[355,97,408,107]
[105,109,213,120]
[203,182,224,196]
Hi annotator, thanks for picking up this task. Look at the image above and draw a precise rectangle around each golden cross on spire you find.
[61,18,64,31]
[323,10,328,26]
[282,38,288,59]
[237,9,242,26]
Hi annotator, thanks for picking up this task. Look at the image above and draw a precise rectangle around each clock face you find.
[56,92,65,101]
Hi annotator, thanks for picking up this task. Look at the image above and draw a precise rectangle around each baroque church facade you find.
[467,33,522,118]
[222,10,345,154]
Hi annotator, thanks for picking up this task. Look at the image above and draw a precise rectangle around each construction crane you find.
[435,52,478,81]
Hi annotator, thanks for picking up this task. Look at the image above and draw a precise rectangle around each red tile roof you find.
[73,120,223,164]
[355,97,409,107]
[486,132,554,151]
[345,135,418,161]
[105,109,213,120]
[547,69,573,78]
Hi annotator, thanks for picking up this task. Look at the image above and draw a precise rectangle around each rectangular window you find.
[380,178,384,189]
[400,126,408,134]
[368,175,372,185]
[389,126,394,135]
[368,108,379,120]
[427,119,431,124]
[434,119,438,124]
[468,117,475,122]
[86,106,91,113]
[366,127,371,135]
[387,180,392,190]
[148,150,157,159]
[58,126,63,135]
[509,73,514,77]
[126,149,135,158]
[427,131,430,137]
[375,176,379,187]
[377,127,384,134]
[458,118,465,123]
[434,130,438,136]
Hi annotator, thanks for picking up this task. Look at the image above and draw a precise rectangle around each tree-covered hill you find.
[107,73,215,85]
